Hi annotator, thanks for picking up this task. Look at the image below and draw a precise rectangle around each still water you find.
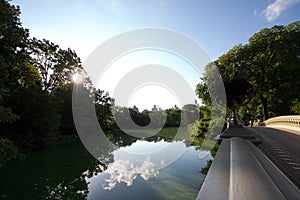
[0,128,212,199]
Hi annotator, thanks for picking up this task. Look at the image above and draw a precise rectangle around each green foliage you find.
[112,104,200,130]
[197,21,300,122]
[195,61,227,136]
[238,106,251,125]
[190,106,211,137]
[291,99,300,115]
[53,84,77,135]
[0,106,19,124]
[199,143,219,175]
[182,104,199,126]
[165,106,181,127]
[94,89,114,130]
[128,108,151,127]
[210,142,219,158]
[0,0,29,124]
[113,105,183,129]
[9,88,61,151]
[0,0,115,154]
[0,138,23,167]
[29,38,83,94]
[200,159,213,175]
[196,83,211,106]
[0,0,60,151]
[246,22,300,119]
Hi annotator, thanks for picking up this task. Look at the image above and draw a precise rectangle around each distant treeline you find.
[113,104,199,129]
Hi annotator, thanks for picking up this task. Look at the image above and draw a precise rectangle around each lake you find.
[0,128,213,199]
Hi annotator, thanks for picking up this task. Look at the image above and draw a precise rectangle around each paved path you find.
[245,127,300,188]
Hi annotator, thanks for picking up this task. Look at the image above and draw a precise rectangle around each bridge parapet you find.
[265,115,300,131]
[197,127,300,199]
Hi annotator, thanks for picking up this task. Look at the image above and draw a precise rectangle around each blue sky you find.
[12,0,300,60]
[11,0,300,110]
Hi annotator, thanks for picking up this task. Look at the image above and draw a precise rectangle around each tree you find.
[0,0,56,153]
[8,87,61,151]
[291,99,300,115]
[189,106,211,137]
[94,89,114,131]
[113,106,151,129]
[165,106,181,127]
[52,83,77,135]
[182,104,199,126]
[197,21,300,122]
[212,45,252,123]
[246,23,300,119]
[0,0,29,123]
[196,82,211,106]
[0,0,118,156]
[29,38,83,94]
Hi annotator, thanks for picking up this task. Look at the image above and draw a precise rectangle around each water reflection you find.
[82,131,212,196]
[103,158,158,190]
[83,133,212,200]
[91,137,187,190]
[0,129,213,200]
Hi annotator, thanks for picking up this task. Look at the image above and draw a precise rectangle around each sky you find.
[11,0,300,110]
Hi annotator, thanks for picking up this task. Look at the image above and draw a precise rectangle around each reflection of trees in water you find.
[42,133,163,198]
[44,178,88,199]
[43,161,108,199]
[196,139,219,178]
[200,160,213,176]
[42,129,212,198]
[101,130,183,190]
[110,127,181,147]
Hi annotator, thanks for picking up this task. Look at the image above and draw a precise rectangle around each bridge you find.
[197,115,300,200]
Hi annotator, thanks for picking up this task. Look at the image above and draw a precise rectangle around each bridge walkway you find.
[246,126,300,188]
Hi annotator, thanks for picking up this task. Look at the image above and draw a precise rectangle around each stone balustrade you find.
[197,127,300,199]
[264,115,300,131]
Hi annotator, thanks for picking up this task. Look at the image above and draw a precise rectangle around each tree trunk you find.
[261,96,268,121]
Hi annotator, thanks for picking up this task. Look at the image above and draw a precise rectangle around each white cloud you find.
[262,0,300,22]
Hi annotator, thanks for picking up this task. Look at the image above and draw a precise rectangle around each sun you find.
[72,72,85,84]
[72,72,79,83]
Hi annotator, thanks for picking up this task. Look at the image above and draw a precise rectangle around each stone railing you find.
[197,127,300,199]
[264,115,300,131]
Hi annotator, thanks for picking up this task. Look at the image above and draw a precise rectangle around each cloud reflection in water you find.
[99,139,186,190]
[103,158,158,190]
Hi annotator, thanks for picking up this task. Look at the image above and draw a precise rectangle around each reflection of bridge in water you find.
[198,115,300,200]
